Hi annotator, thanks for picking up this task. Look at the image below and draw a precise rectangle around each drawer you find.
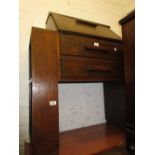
[60,33,123,60]
[60,56,123,81]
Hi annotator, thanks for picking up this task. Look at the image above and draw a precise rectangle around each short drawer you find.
[60,33,123,60]
[60,56,123,81]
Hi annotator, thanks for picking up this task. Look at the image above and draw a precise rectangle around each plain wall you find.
[58,83,106,132]
[19,0,134,154]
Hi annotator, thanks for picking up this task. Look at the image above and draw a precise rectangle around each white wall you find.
[19,0,134,154]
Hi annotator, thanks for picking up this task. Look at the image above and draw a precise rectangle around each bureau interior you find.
[57,82,125,155]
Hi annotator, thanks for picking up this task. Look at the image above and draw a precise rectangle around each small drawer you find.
[60,33,123,60]
[60,56,123,81]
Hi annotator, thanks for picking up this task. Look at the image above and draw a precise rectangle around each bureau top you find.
[46,12,121,41]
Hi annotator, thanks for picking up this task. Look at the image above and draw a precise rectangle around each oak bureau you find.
[29,12,126,155]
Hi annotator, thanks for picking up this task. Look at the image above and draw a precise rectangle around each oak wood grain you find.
[120,11,135,154]
[31,27,60,155]
[60,33,123,60]
[60,56,123,82]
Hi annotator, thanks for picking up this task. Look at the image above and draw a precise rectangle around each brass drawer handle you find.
[87,65,112,72]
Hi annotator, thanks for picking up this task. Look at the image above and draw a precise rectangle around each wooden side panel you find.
[122,18,135,126]
[31,27,60,155]
[104,82,126,129]
[120,12,135,154]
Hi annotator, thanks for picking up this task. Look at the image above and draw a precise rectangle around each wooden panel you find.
[60,33,123,60]
[31,27,60,155]
[60,56,123,82]
[59,124,125,155]
[123,18,135,154]
[104,82,126,129]
[120,11,135,154]
[122,16,135,128]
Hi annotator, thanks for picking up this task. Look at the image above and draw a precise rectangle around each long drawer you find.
[60,56,123,81]
[60,33,123,60]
